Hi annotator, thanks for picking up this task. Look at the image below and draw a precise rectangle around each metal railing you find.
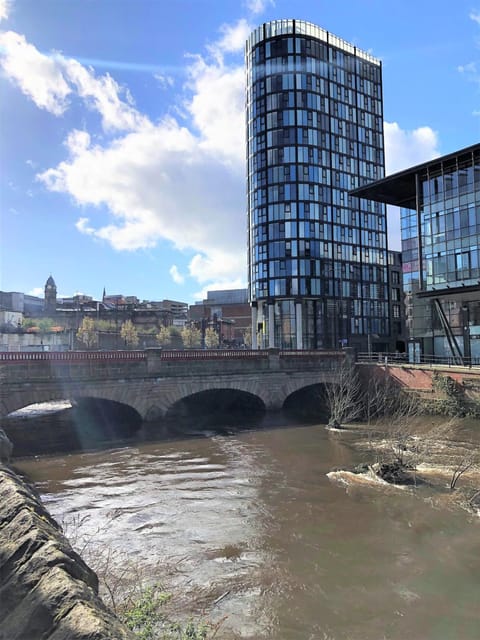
[0,350,146,362]
[0,348,345,364]
[357,352,480,369]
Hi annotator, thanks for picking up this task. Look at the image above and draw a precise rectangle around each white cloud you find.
[458,61,477,74]
[470,9,480,25]
[188,251,246,284]
[28,287,44,297]
[245,0,275,15]
[213,19,252,54]
[193,278,246,303]
[28,25,248,290]
[185,56,245,162]
[1,23,247,291]
[38,114,245,262]
[75,217,96,236]
[0,32,146,130]
[155,73,174,89]
[384,121,440,175]
[169,265,185,285]
[0,0,11,22]
[62,57,148,131]
[0,31,71,114]
[383,122,441,251]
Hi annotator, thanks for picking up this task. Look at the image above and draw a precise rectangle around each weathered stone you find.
[0,428,13,462]
[0,464,134,640]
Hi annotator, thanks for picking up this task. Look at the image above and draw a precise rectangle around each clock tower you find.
[44,275,57,315]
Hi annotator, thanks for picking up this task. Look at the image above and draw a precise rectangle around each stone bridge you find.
[0,349,348,421]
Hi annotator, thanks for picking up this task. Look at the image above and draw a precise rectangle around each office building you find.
[353,143,480,363]
[387,250,407,353]
[246,19,389,350]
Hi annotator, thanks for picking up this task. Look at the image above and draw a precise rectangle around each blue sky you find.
[1,0,480,304]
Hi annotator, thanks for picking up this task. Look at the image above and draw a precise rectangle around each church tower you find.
[44,275,57,315]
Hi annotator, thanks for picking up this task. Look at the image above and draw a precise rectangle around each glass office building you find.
[353,143,480,364]
[246,20,389,350]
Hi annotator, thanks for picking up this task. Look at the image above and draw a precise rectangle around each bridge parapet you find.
[0,349,347,419]
[1,349,346,382]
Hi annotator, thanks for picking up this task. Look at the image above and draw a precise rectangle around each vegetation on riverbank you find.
[121,585,217,640]
[325,366,480,514]
[60,515,225,640]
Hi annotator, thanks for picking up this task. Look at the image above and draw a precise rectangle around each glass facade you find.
[246,19,389,350]
[400,147,480,361]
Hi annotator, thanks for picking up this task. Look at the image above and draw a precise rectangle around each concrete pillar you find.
[296,301,303,350]
[251,305,258,350]
[268,303,275,349]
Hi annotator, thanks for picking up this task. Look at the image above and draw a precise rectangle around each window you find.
[391,288,400,301]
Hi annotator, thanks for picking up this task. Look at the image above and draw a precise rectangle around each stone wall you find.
[0,464,134,640]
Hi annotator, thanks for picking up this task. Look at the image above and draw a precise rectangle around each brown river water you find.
[13,417,480,640]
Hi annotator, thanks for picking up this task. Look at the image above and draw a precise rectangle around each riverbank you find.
[0,463,134,640]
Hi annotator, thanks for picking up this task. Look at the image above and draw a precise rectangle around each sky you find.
[1,0,480,304]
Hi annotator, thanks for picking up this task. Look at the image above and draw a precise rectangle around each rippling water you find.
[15,421,480,639]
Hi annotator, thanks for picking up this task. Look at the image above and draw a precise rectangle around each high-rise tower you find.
[246,20,389,350]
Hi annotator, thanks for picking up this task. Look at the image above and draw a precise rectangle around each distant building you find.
[0,291,25,313]
[44,275,57,314]
[387,250,407,353]
[0,310,23,331]
[353,143,480,363]
[190,289,251,346]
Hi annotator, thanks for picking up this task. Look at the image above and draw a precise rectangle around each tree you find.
[360,372,479,487]
[22,317,54,333]
[324,359,362,428]
[156,326,172,348]
[180,325,202,349]
[76,316,98,349]
[96,319,116,332]
[120,320,139,349]
[242,328,252,348]
[204,327,219,349]
[363,371,422,465]
[22,318,37,330]
[37,318,55,334]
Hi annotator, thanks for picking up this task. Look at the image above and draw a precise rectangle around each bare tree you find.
[324,359,363,428]
[450,458,476,490]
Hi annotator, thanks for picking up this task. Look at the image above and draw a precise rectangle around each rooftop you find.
[246,19,380,65]
[351,142,480,208]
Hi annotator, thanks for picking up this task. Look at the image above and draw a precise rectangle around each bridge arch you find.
[164,388,266,424]
[283,383,330,421]
[140,378,272,422]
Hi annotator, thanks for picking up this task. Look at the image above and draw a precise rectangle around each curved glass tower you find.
[246,20,389,350]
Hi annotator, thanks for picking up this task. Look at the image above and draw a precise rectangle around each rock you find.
[371,461,416,485]
[0,428,13,462]
[0,464,135,640]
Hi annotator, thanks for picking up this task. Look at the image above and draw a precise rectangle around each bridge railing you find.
[152,349,270,360]
[357,352,480,368]
[0,348,346,364]
[0,350,147,363]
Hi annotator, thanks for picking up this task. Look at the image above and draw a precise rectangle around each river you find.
[13,417,480,640]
